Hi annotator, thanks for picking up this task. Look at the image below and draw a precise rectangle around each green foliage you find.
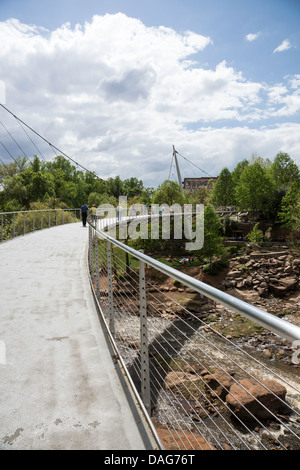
[278,182,300,239]
[231,159,249,186]
[235,161,275,218]
[230,153,299,224]
[152,179,185,206]
[211,167,235,206]
[0,155,145,211]
[200,204,224,266]
[271,152,300,190]
[0,200,79,241]
[122,177,144,199]
[246,223,264,244]
[202,257,228,275]
[221,215,238,237]
[1,149,300,251]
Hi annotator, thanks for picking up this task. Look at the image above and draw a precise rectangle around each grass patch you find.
[213,314,265,338]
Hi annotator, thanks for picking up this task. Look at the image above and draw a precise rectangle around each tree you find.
[88,191,117,207]
[278,182,300,236]
[235,161,275,219]
[1,174,29,210]
[271,152,300,190]
[106,176,124,199]
[246,223,264,244]
[152,180,185,206]
[211,167,235,206]
[200,204,224,266]
[46,155,78,180]
[231,159,249,186]
[26,158,56,202]
[123,177,144,199]
[0,157,28,186]
[140,186,155,205]
[186,187,211,206]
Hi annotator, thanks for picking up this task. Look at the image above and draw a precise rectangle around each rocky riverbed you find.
[101,245,300,450]
[144,248,300,449]
[222,250,300,300]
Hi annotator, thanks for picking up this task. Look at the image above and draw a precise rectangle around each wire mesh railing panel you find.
[88,222,300,451]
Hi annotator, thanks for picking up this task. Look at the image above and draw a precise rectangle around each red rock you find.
[225,378,288,421]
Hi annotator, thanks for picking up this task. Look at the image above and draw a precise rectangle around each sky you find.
[0,0,299,188]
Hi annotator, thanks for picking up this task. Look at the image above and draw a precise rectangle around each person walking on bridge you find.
[91,204,97,223]
[80,203,89,227]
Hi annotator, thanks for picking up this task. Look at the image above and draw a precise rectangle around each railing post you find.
[107,240,115,338]
[139,258,151,416]
[23,213,26,235]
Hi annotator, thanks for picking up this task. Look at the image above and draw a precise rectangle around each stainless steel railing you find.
[0,208,81,241]
[88,215,300,450]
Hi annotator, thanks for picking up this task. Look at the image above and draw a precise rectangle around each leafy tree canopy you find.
[152,179,185,206]
[211,167,235,206]
[270,152,300,189]
[235,161,275,218]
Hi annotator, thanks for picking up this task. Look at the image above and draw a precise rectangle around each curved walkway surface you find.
[0,223,156,450]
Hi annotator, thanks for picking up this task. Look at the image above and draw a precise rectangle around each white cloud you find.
[245,32,260,42]
[266,77,300,116]
[0,14,299,186]
[273,39,291,53]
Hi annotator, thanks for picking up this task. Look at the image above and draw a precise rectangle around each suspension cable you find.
[0,139,23,169]
[0,120,29,160]
[0,103,104,180]
[175,149,214,178]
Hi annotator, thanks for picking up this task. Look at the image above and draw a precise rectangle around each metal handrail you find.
[0,208,80,215]
[0,208,81,241]
[90,218,300,344]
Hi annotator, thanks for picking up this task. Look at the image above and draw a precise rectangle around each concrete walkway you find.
[0,223,156,450]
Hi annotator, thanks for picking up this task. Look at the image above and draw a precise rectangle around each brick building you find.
[183,176,218,192]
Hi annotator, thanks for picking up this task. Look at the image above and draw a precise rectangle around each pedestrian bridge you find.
[1,209,300,451]
[0,220,160,450]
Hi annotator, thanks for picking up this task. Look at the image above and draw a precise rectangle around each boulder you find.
[225,378,289,421]
[164,371,199,389]
[227,270,241,278]
[202,371,235,400]
[269,277,298,296]
[257,287,268,297]
[280,277,298,290]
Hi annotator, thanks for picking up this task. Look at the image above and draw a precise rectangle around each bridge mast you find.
[172,146,193,242]
[173,145,184,195]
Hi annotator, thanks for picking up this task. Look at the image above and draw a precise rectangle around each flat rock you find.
[225,378,288,421]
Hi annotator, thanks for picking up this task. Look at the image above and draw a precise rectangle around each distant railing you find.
[88,215,300,451]
[214,206,239,213]
[0,208,81,242]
